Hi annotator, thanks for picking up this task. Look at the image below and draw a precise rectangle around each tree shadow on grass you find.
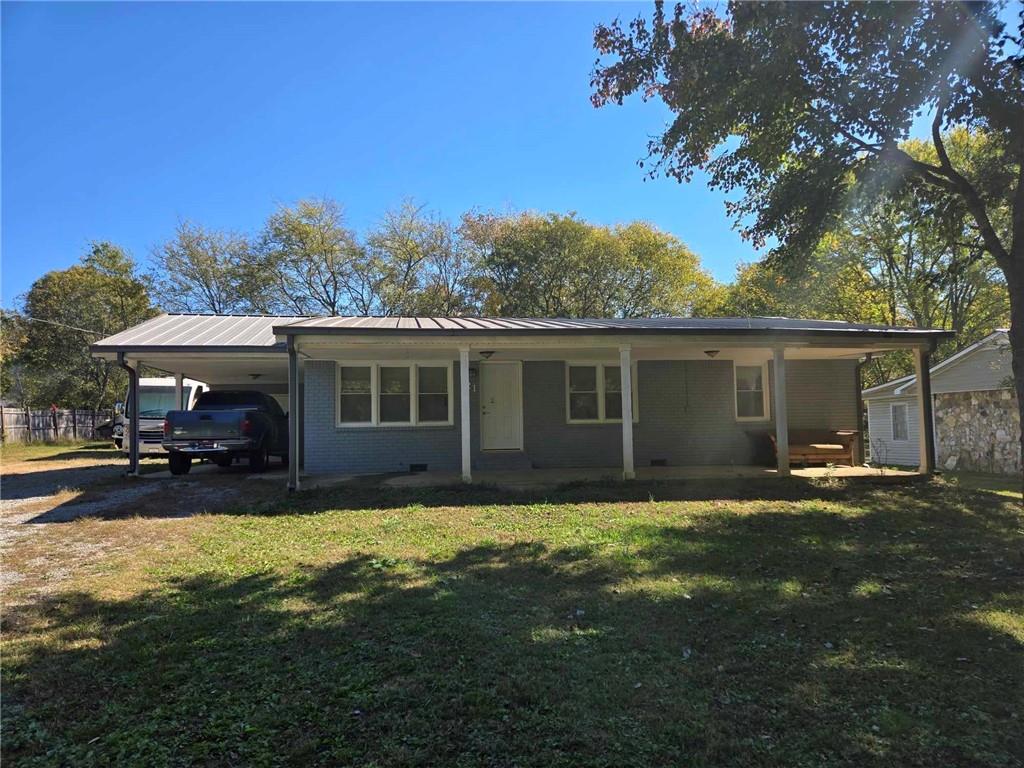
[0,464,127,502]
[24,448,123,462]
[3,488,1022,767]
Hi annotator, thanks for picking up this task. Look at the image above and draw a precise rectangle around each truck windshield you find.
[195,392,262,410]
[127,387,180,418]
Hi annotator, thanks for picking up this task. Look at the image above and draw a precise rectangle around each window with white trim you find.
[337,362,453,427]
[734,362,769,421]
[417,365,450,424]
[338,366,373,424]
[566,363,639,423]
[891,402,909,441]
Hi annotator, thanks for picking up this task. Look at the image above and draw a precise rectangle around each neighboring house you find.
[863,330,1020,475]
[91,314,951,489]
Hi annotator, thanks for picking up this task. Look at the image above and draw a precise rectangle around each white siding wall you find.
[931,344,1013,394]
[866,395,921,467]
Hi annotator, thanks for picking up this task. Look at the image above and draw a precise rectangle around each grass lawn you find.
[2,477,1022,767]
[0,440,121,464]
[944,470,1023,499]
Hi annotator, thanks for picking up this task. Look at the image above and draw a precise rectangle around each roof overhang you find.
[273,316,952,351]
[275,326,949,345]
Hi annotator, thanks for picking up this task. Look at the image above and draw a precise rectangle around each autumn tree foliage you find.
[592,0,1022,467]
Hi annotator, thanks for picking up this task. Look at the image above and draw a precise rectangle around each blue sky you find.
[1,1,757,306]
[8,2,1009,307]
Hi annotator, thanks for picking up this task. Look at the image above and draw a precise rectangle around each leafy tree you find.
[615,221,725,316]
[366,200,480,316]
[592,1,1023,466]
[150,221,254,314]
[12,243,156,408]
[0,311,31,405]
[253,198,370,316]
[723,133,1011,386]
[462,211,721,317]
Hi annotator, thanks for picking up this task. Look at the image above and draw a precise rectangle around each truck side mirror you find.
[114,401,125,415]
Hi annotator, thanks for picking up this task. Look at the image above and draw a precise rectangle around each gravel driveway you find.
[1,451,254,598]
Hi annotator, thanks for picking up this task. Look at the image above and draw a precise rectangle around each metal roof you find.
[274,315,952,339]
[91,313,952,357]
[92,314,308,354]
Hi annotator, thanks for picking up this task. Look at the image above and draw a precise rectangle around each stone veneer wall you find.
[934,389,1021,476]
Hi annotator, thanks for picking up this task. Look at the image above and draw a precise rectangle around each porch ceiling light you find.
[479,351,495,360]
[704,350,720,358]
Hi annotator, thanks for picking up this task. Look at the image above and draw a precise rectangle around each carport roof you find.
[91,313,308,355]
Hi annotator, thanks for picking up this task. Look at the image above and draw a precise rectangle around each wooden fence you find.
[0,407,114,443]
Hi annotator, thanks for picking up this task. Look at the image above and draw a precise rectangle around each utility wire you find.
[0,313,106,336]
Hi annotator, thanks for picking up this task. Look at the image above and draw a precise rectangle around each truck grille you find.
[139,429,164,441]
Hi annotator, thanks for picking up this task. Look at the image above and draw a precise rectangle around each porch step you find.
[475,451,534,471]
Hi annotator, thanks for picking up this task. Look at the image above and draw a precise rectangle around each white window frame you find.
[336,362,454,428]
[336,364,376,427]
[565,362,639,424]
[890,402,909,442]
[734,361,771,422]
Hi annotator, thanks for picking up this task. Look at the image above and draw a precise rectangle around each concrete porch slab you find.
[381,464,920,490]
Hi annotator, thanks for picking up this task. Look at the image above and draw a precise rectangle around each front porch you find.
[381,463,922,490]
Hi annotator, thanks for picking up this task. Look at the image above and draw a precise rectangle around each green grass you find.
[3,478,1022,767]
[0,439,120,463]
[944,471,1023,499]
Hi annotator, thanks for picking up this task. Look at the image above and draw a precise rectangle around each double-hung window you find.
[337,363,452,427]
[416,365,451,424]
[338,366,373,425]
[566,363,638,423]
[734,361,770,421]
[891,402,909,441]
[379,366,412,424]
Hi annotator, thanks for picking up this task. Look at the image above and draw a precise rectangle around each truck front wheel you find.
[168,453,192,476]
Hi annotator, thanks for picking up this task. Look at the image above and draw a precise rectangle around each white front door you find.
[480,362,523,450]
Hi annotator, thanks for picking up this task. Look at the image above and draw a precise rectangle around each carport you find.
[91,314,307,489]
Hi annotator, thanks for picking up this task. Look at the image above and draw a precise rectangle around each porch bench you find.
[768,429,859,467]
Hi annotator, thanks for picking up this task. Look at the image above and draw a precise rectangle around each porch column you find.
[287,337,300,491]
[620,346,635,480]
[459,346,472,483]
[174,372,184,409]
[118,352,140,477]
[913,347,935,474]
[773,347,790,476]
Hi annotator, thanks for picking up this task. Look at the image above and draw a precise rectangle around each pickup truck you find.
[162,390,288,475]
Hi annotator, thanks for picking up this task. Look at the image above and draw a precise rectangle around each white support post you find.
[287,338,300,491]
[460,347,472,483]
[913,347,935,474]
[620,346,635,480]
[773,348,790,476]
[119,354,140,477]
[174,372,184,409]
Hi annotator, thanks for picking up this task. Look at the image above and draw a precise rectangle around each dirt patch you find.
[1,451,276,604]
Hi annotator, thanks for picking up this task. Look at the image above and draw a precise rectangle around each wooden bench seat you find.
[768,429,858,466]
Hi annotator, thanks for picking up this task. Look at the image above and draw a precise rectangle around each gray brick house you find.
[92,314,951,489]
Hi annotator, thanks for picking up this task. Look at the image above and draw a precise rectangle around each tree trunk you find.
[1006,269,1024,492]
